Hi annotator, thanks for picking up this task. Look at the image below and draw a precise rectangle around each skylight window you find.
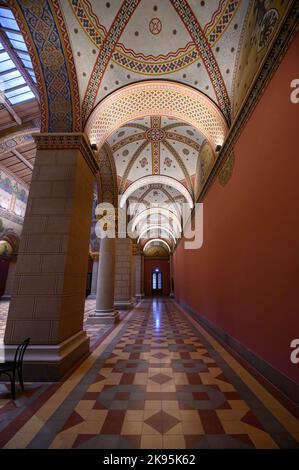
[0,6,37,105]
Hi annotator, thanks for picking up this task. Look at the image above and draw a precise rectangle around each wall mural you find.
[0,169,28,232]
[232,0,291,116]
[194,141,215,200]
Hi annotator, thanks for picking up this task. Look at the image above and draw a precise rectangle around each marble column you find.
[89,236,119,323]
[4,133,98,380]
[87,253,99,299]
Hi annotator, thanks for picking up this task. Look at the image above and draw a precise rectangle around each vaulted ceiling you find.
[61,0,249,124]
[0,0,294,255]
[107,115,206,195]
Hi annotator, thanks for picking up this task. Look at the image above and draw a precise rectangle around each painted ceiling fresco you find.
[1,0,293,256]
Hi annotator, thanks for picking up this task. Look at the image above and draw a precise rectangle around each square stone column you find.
[134,246,143,301]
[4,133,98,381]
[2,256,17,299]
[114,237,134,310]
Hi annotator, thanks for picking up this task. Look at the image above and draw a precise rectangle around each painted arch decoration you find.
[143,238,171,254]
[119,175,194,209]
[85,81,228,151]
[11,0,81,132]
[131,208,181,234]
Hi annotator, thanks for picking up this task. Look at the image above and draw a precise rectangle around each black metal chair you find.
[0,338,30,399]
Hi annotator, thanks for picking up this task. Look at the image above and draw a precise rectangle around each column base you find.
[88,309,120,324]
[114,300,134,310]
[170,292,175,298]
[1,294,11,300]
[3,331,90,382]
[87,293,96,299]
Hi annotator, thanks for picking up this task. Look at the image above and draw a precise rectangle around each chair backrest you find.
[13,338,30,370]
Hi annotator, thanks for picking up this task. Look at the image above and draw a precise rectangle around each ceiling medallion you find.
[149,17,162,35]
[146,128,165,142]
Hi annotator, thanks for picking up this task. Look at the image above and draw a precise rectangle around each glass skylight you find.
[0,6,37,105]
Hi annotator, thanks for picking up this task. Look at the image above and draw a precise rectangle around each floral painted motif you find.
[139,157,148,168]
[164,157,172,168]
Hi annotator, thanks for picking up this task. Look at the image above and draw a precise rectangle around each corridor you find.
[0,299,298,449]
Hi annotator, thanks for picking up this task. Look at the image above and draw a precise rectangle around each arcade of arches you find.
[0,0,298,449]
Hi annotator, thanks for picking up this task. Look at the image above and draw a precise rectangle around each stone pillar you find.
[114,237,134,310]
[131,242,136,305]
[89,236,119,323]
[141,252,145,297]
[4,133,98,381]
[2,255,17,299]
[87,253,99,299]
[134,246,143,301]
[169,254,174,297]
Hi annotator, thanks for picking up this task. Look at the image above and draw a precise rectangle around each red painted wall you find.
[174,33,299,384]
[144,259,170,296]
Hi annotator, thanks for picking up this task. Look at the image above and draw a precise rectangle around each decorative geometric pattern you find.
[12,0,81,132]
[69,0,240,81]
[171,0,231,123]
[204,0,239,43]
[111,133,145,152]
[81,0,141,124]
[86,81,228,150]
[112,43,198,76]
[97,144,118,205]
[1,299,298,449]
[146,128,165,142]
[149,18,162,36]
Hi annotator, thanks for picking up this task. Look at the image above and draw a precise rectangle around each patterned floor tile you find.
[0,298,298,448]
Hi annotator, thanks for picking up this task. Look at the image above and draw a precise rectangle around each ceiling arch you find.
[119,175,193,208]
[131,208,181,233]
[11,0,81,132]
[96,143,118,205]
[138,225,176,244]
[86,81,228,150]
[143,239,171,253]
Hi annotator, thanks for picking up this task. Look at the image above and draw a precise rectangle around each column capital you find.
[33,132,99,175]
[132,242,142,256]
[90,251,99,261]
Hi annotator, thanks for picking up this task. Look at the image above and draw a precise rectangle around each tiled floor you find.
[0,298,298,449]
[0,299,119,350]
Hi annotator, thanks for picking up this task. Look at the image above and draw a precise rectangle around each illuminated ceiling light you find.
[143,239,171,253]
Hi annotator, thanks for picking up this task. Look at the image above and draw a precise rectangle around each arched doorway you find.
[152,268,163,296]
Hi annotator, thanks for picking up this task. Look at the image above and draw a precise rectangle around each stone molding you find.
[33,132,99,175]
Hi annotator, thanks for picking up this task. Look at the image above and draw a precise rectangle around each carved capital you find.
[90,251,99,261]
[33,132,99,175]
